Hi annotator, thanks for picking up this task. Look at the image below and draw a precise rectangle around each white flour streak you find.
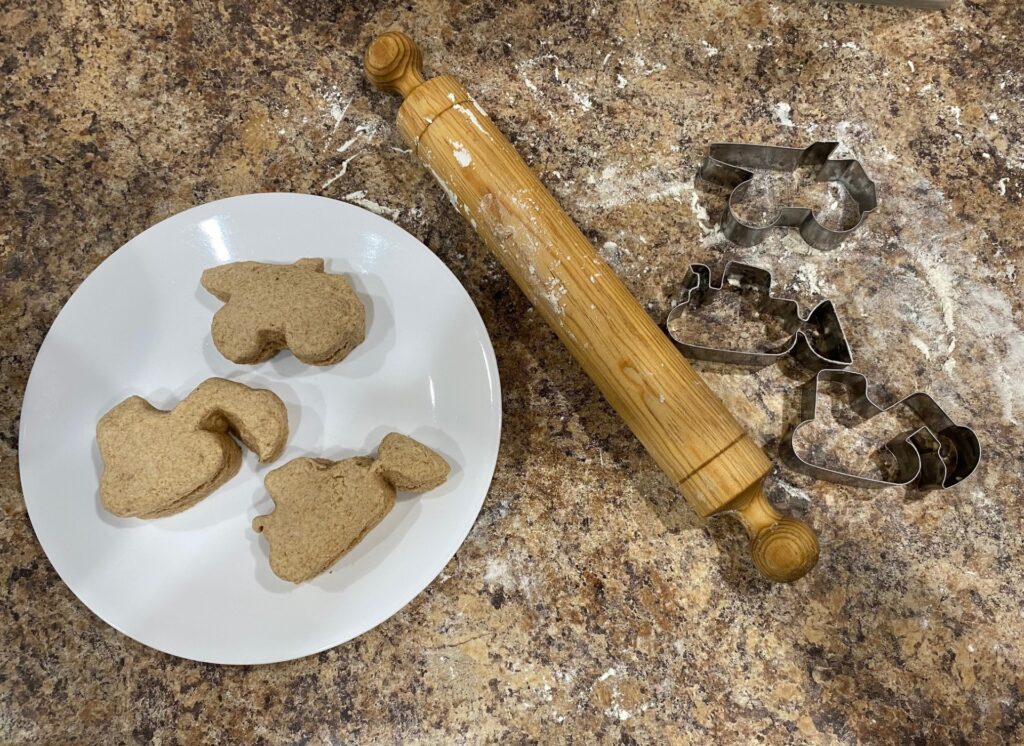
[321,154,357,190]
[915,247,957,341]
[632,53,665,75]
[687,185,713,234]
[773,101,795,127]
[579,167,714,234]
[517,53,594,111]
[795,263,825,296]
[517,53,558,94]
[570,89,594,111]
[322,88,350,132]
[454,103,489,136]
[336,134,360,153]
[594,667,631,721]
[833,121,859,156]
[648,178,713,233]
[332,101,349,127]
[700,223,727,248]
[451,140,472,167]
[777,480,813,506]
[908,237,1013,404]
[961,286,1024,424]
[484,558,511,585]
[700,40,719,57]
[342,190,401,220]
[607,705,631,721]
[647,181,691,202]
[544,276,568,315]
[429,165,461,208]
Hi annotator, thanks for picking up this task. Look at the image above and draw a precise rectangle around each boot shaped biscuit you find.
[201,258,365,365]
[253,433,450,583]
[97,378,289,518]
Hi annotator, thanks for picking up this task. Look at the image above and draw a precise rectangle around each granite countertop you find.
[2,1,1022,742]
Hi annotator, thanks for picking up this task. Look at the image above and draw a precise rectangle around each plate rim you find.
[17,192,503,664]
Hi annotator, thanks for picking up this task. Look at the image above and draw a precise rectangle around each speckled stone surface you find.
[2,1,1022,743]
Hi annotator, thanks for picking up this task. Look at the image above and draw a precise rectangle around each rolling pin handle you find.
[733,483,819,583]
[364,32,425,98]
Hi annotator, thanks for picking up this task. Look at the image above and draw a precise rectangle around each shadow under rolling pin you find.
[365,32,819,583]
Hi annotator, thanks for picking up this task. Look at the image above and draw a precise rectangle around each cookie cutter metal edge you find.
[699,141,878,251]
[665,261,853,371]
[781,368,981,491]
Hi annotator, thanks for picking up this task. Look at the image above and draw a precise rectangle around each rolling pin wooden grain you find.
[365,32,819,582]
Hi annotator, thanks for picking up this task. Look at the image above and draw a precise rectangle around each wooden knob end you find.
[364,31,425,98]
[750,517,819,583]
[733,483,819,583]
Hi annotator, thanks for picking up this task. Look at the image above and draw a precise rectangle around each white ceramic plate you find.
[19,194,501,665]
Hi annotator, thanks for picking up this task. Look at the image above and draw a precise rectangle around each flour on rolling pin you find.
[365,32,820,583]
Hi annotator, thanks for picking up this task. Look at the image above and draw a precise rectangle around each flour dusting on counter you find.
[322,87,350,132]
[773,101,795,127]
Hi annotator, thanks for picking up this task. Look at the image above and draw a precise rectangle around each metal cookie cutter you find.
[781,369,980,490]
[699,141,878,250]
[666,261,853,370]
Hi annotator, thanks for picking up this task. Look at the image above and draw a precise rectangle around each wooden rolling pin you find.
[365,32,819,582]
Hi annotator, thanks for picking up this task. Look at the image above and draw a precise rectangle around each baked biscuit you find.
[97,378,288,518]
[253,433,450,583]
[201,258,365,365]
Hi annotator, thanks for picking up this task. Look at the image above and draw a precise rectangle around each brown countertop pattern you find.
[2,1,1022,743]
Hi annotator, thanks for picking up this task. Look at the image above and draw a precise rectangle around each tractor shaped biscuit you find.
[201,258,366,365]
[253,433,450,583]
[97,378,288,518]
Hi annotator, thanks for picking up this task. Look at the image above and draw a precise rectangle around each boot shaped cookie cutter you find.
[666,261,853,370]
[699,142,878,250]
[781,369,981,490]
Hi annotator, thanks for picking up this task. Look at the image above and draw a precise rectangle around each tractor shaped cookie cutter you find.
[781,368,981,491]
[699,141,878,251]
[665,261,853,371]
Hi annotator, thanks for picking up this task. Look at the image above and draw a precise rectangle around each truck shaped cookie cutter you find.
[699,141,878,251]
[781,368,981,491]
[665,261,853,370]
